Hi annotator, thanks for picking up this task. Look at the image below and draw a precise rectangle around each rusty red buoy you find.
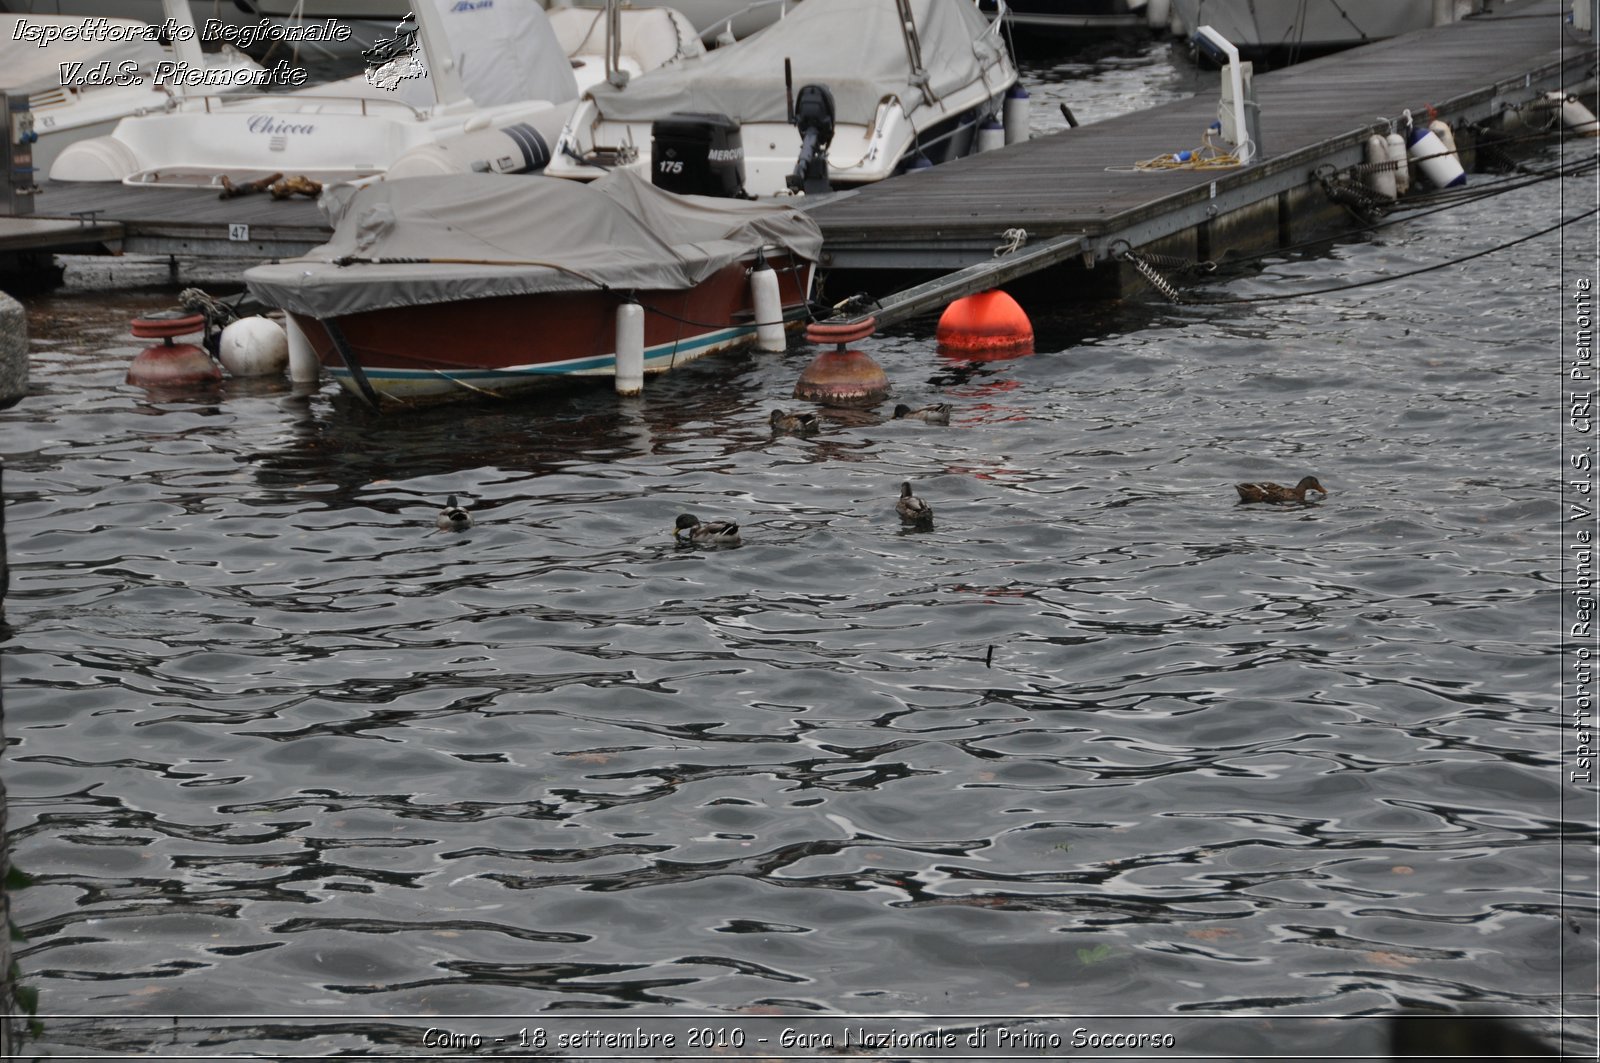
[795,315,889,408]
[126,311,220,388]
[936,290,1034,356]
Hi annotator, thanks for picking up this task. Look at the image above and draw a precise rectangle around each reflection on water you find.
[2,33,1594,1061]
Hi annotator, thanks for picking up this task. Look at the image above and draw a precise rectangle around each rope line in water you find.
[1211,148,1599,272]
[1194,206,1598,305]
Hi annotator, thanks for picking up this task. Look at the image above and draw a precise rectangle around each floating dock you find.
[0,0,1590,299]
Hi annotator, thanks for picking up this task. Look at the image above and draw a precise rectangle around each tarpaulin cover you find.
[244,168,822,319]
[582,0,1005,125]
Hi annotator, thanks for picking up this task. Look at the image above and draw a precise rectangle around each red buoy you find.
[936,290,1033,355]
[795,315,889,407]
[126,311,220,389]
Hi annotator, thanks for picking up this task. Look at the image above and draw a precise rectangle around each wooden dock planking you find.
[809,0,1586,262]
[11,180,329,260]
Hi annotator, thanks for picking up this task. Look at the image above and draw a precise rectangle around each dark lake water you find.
[3,35,1596,1060]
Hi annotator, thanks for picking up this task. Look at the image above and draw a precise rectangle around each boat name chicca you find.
[247,115,318,136]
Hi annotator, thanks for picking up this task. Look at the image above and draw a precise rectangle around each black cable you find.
[1194,206,1598,305]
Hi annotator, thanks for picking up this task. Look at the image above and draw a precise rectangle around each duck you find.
[436,494,472,531]
[892,403,951,425]
[896,481,934,524]
[769,408,820,437]
[674,513,741,546]
[1234,476,1329,504]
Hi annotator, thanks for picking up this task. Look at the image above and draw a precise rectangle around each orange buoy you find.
[126,311,221,388]
[795,315,888,407]
[936,290,1033,355]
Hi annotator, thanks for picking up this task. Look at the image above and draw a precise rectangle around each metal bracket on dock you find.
[824,232,1086,331]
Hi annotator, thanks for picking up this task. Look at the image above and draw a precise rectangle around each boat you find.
[241,169,822,405]
[544,0,1020,199]
[1166,0,1483,61]
[47,0,703,187]
[0,13,264,176]
[978,0,1151,37]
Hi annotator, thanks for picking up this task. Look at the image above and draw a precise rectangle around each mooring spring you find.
[1122,250,1188,305]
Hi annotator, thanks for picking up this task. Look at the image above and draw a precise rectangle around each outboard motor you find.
[650,113,746,198]
[787,83,835,195]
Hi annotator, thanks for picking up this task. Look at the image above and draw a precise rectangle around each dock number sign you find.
[228,224,250,242]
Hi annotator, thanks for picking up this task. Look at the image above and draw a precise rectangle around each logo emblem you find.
[363,12,425,90]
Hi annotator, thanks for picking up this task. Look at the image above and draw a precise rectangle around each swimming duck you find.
[892,403,951,425]
[769,408,820,437]
[896,481,934,524]
[674,513,741,546]
[1234,476,1329,504]
[437,494,472,531]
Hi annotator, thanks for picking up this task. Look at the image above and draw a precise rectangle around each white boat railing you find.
[178,92,430,120]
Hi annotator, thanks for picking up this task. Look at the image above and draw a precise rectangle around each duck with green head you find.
[437,495,472,531]
[675,513,741,545]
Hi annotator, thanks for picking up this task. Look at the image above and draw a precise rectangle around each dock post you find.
[1,93,35,218]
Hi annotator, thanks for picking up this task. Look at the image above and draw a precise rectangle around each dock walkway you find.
[809,0,1589,270]
[0,0,1589,278]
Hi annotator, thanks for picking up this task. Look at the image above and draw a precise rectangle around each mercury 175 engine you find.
[650,113,747,198]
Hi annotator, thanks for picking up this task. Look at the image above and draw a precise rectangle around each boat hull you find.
[292,257,813,404]
[981,0,1146,34]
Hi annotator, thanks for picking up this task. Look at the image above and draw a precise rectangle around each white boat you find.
[0,13,263,176]
[1167,0,1482,58]
[545,0,1020,199]
[48,0,703,187]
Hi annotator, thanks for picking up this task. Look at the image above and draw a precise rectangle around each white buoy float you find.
[749,259,786,353]
[1385,127,1411,196]
[283,315,320,383]
[1548,91,1600,135]
[218,316,289,378]
[977,117,1005,153]
[1408,123,1466,188]
[1003,84,1030,145]
[1428,119,1458,154]
[615,301,645,396]
[1364,134,1397,201]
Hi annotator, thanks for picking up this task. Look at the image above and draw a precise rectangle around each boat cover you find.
[581,0,1006,126]
[388,0,579,111]
[244,169,823,319]
[0,16,165,95]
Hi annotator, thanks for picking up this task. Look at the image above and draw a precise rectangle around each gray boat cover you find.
[583,0,1006,125]
[244,169,823,319]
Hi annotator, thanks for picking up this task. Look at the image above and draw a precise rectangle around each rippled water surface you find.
[3,35,1596,1061]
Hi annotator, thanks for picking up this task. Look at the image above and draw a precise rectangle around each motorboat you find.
[544,0,1020,199]
[1166,0,1483,60]
[0,14,263,176]
[979,0,1152,36]
[558,0,802,45]
[242,169,821,405]
[48,0,703,187]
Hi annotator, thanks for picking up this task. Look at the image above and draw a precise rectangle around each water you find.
[4,37,1597,1060]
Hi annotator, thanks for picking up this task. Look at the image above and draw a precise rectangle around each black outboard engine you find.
[651,113,746,198]
[786,83,835,195]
